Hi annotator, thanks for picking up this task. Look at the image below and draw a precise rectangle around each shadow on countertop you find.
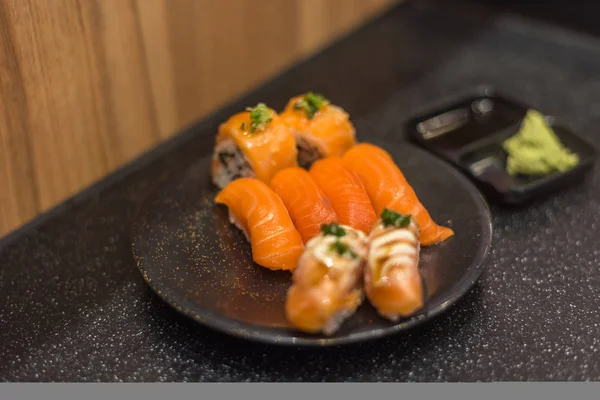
[470,0,600,40]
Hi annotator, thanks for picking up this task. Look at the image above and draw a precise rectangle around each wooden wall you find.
[0,0,399,237]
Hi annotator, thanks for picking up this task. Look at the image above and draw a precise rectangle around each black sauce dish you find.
[406,86,598,205]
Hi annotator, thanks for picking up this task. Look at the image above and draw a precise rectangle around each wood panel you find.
[0,0,400,237]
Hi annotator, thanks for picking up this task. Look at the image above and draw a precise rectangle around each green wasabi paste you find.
[503,109,579,176]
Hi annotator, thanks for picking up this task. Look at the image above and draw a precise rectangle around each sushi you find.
[211,103,298,189]
[214,178,304,271]
[365,209,424,321]
[285,223,367,335]
[343,143,454,246]
[280,92,356,169]
[309,157,378,234]
[270,168,338,243]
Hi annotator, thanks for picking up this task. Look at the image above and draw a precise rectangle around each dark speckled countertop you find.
[2,0,600,382]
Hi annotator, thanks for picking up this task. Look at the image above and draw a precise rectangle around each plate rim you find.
[132,140,493,347]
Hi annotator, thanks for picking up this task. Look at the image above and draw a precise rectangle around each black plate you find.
[131,139,492,346]
[407,86,598,205]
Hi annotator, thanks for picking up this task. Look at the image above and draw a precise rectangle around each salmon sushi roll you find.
[215,178,304,271]
[343,143,454,246]
[280,92,356,169]
[365,209,424,321]
[309,157,378,234]
[211,103,298,189]
[270,168,338,243]
[286,223,367,335]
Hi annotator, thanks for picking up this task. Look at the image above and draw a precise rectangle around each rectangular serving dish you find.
[406,87,598,205]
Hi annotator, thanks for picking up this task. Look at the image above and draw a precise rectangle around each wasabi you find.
[503,109,579,176]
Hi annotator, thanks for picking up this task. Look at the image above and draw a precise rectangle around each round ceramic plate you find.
[132,139,492,346]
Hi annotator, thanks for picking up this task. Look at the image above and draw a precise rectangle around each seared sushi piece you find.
[309,157,378,234]
[343,143,454,246]
[214,178,304,271]
[285,223,367,335]
[365,209,424,321]
[211,103,298,189]
[280,92,356,169]
[270,167,338,243]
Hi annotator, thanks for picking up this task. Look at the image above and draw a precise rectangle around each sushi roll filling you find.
[296,136,323,169]
[213,140,255,188]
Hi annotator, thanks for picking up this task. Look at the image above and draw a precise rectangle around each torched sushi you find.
[365,209,424,321]
[285,223,367,335]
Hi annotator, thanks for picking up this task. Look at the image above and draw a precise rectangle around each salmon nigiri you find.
[215,178,304,271]
[280,92,356,169]
[309,157,378,234]
[286,223,367,334]
[342,143,454,246]
[270,168,338,243]
[211,103,298,189]
[365,209,424,320]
